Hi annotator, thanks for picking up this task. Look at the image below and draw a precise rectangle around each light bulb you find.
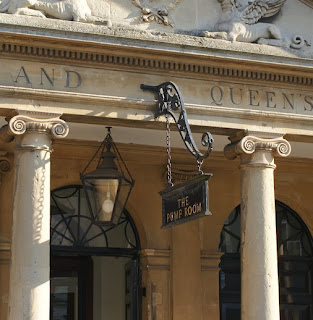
[102,192,114,214]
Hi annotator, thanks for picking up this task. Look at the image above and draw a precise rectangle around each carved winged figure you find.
[0,0,109,23]
[203,0,288,46]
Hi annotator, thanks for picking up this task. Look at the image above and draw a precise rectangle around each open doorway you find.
[50,185,141,320]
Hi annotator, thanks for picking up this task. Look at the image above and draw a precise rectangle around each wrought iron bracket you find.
[140,81,214,161]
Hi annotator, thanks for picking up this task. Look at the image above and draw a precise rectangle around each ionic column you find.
[0,111,69,320]
[224,131,291,320]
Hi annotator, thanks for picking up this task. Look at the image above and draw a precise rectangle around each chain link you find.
[197,159,204,175]
[166,113,174,187]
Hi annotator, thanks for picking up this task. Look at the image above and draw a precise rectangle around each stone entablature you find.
[0,57,312,115]
[0,52,312,142]
[0,15,312,144]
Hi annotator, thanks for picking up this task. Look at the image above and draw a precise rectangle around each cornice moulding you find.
[0,40,313,89]
[0,15,312,78]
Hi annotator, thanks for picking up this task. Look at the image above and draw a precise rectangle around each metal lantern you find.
[80,127,134,225]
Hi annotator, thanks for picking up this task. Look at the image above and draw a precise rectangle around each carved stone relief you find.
[0,0,110,24]
[131,0,182,27]
[202,0,311,49]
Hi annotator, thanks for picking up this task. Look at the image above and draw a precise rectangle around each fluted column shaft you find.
[224,132,291,320]
[1,111,69,320]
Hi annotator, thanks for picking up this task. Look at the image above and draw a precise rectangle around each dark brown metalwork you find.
[80,128,135,226]
[160,174,212,228]
[140,82,214,162]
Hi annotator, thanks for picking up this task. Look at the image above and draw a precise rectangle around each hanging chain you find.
[197,159,204,175]
[166,113,174,187]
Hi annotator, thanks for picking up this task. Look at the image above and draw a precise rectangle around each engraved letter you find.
[249,89,260,107]
[304,95,313,111]
[266,92,276,108]
[230,87,243,105]
[282,93,295,110]
[40,68,55,86]
[65,70,82,88]
[210,86,223,105]
[14,66,31,85]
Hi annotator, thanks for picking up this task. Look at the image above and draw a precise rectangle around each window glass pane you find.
[50,186,138,250]
[219,207,240,254]
[219,202,313,320]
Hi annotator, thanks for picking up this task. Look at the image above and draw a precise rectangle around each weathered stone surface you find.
[0,0,312,56]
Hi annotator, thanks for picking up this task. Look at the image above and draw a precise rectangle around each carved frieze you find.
[0,0,110,24]
[131,0,182,27]
[202,0,311,49]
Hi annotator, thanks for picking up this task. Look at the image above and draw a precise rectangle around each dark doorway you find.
[51,256,93,320]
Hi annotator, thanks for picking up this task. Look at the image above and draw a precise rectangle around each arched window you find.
[50,185,141,320]
[219,202,313,320]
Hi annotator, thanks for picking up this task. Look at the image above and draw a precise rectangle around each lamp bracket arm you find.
[140,82,214,161]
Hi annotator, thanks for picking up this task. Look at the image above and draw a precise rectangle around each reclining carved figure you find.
[0,0,108,23]
[203,0,289,47]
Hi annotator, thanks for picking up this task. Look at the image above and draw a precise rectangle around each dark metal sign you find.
[160,174,212,228]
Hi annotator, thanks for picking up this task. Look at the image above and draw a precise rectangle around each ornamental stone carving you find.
[202,0,310,49]
[0,0,110,24]
[0,111,69,148]
[131,0,182,27]
[224,131,291,161]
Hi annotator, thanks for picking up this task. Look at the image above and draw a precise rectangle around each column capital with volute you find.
[224,130,291,166]
[0,110,69,148]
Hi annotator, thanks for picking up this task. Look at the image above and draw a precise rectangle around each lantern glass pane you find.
[111,179,133,225]
[84,178,119,223]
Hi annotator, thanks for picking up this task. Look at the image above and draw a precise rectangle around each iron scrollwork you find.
[50,185,140,255]
[140,82,214,161]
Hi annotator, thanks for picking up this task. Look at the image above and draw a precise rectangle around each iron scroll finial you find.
[140,82,214,161]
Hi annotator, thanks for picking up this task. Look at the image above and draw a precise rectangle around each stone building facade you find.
[0,0,312,319]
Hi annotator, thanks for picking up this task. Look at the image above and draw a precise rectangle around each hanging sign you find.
[160,174,212,228]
